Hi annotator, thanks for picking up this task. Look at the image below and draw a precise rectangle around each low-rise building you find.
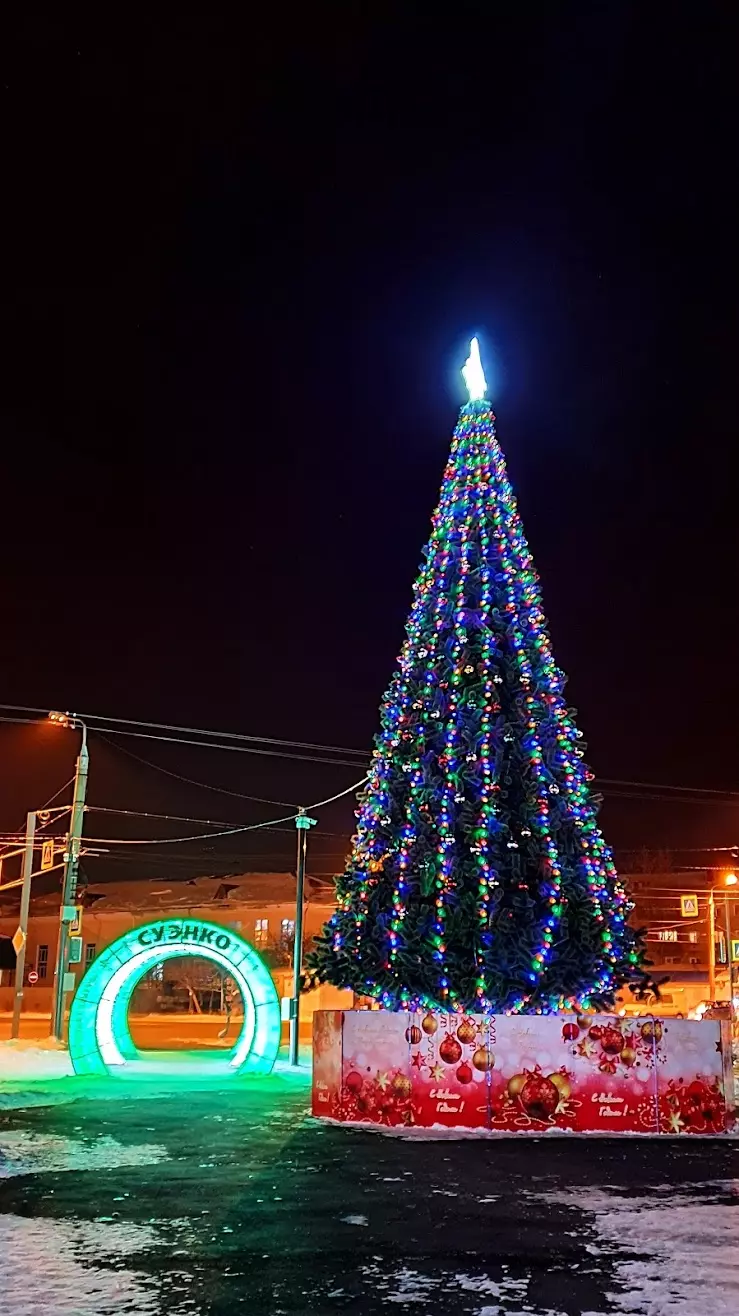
[0,871,351,1028]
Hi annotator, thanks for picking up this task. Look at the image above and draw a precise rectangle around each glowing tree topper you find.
[308,339,649,1015]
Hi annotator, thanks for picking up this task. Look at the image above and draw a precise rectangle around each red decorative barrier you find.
[312,1010,735,1135]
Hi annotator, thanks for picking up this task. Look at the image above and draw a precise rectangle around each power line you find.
[86,805,348,838]
[79,775,367,847]
[0,704,368,759]
[6,701,739,805]
[93,725,365,768]
[97,734,301,808]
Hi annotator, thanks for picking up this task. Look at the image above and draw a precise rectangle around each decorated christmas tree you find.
[309,340,648,1014]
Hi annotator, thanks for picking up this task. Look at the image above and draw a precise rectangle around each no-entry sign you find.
[27,969,39,984]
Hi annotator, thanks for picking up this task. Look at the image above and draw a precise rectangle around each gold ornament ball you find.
[620,1046,636,1067]
[421,1013,438,1036]
[640,1020,663,1044]
[548,1071,571,1102]
[456,1018,476,1045]
[472,1045,495,1073]
[507,1072,526,1099]
[391,1073,412,1099]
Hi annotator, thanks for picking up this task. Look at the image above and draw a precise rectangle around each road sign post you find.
[11,812,36,1039]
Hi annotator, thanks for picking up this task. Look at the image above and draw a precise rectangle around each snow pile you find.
[0,1039,74,1082]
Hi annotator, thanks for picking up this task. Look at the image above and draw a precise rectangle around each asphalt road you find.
[0,1013,308,1048]
[0,1066,737,1316]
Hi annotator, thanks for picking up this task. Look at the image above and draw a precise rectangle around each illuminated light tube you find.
[68,918,281,1079]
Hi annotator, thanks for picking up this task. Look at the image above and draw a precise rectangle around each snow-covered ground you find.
[0,1039,75,1082]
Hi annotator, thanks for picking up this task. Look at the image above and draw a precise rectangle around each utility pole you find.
[51,716,89,1041]
[289,808,316,1066]
[11,811,36,1039]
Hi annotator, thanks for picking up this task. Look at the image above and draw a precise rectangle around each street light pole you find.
[11,811,36,1039]
[708,888,716,1000]
[707,872,737,1022]
[289,808,316,1066]
[51,716,89,1041]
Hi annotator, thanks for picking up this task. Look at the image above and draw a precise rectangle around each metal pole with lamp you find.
[289,807,317,1066]
[49,712,89,1042]
[707,871,737,1021]
[723,872,737,1029]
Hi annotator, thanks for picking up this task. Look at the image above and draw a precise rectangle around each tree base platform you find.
[312,1009,735,1135]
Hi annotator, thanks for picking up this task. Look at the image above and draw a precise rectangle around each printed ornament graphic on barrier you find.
[312,1011,734,1135]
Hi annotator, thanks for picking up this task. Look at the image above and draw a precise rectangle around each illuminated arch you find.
[68,918,281,1078]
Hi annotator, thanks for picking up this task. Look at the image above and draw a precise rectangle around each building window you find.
[36,945,49,980]
[664,956,679,965]
[254,918,269,945]
[688,931,698,943]
[281,918,295,939]
[689,957,699,965]
[84,942,96,968]
[657,929,678,942]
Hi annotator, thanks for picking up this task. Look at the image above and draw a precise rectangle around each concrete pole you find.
[51,725,89,1041]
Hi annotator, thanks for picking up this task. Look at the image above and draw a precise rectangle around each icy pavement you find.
[0,1075,737,1314]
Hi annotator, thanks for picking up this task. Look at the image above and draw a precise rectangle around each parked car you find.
[688,1000,732,1021]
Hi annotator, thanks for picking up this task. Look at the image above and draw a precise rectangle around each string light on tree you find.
[308,338,649,1014]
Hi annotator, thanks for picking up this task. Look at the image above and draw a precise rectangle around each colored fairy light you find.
[309,342,648,1014]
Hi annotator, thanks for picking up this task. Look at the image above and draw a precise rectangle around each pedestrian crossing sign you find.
[680,894,698,917]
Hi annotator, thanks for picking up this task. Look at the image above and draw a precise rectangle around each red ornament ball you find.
[456,1062,473,1084]
[519,1072,559,1121]
[588,1025,604,1041]
[456,1018,476,1045]
[345,1070,363,1094]
[600,1027,624,1055]
[405,1025,422,1045]
[421,1013,438,1036]
[439,1033,463,1065]
[562,1022,579,1042]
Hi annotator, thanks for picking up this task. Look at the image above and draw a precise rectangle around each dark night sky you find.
[2,6,738,878]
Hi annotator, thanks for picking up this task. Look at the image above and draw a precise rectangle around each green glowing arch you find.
[68,917,281,1078]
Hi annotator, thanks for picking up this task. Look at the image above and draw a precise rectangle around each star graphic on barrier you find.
[376,1071,390,1090]
[716,1040,723,1053]
[411,1052,424,1069]
[577,1039,597,1059]
[430,1063,445,1081]
[668,1110,684,1134]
